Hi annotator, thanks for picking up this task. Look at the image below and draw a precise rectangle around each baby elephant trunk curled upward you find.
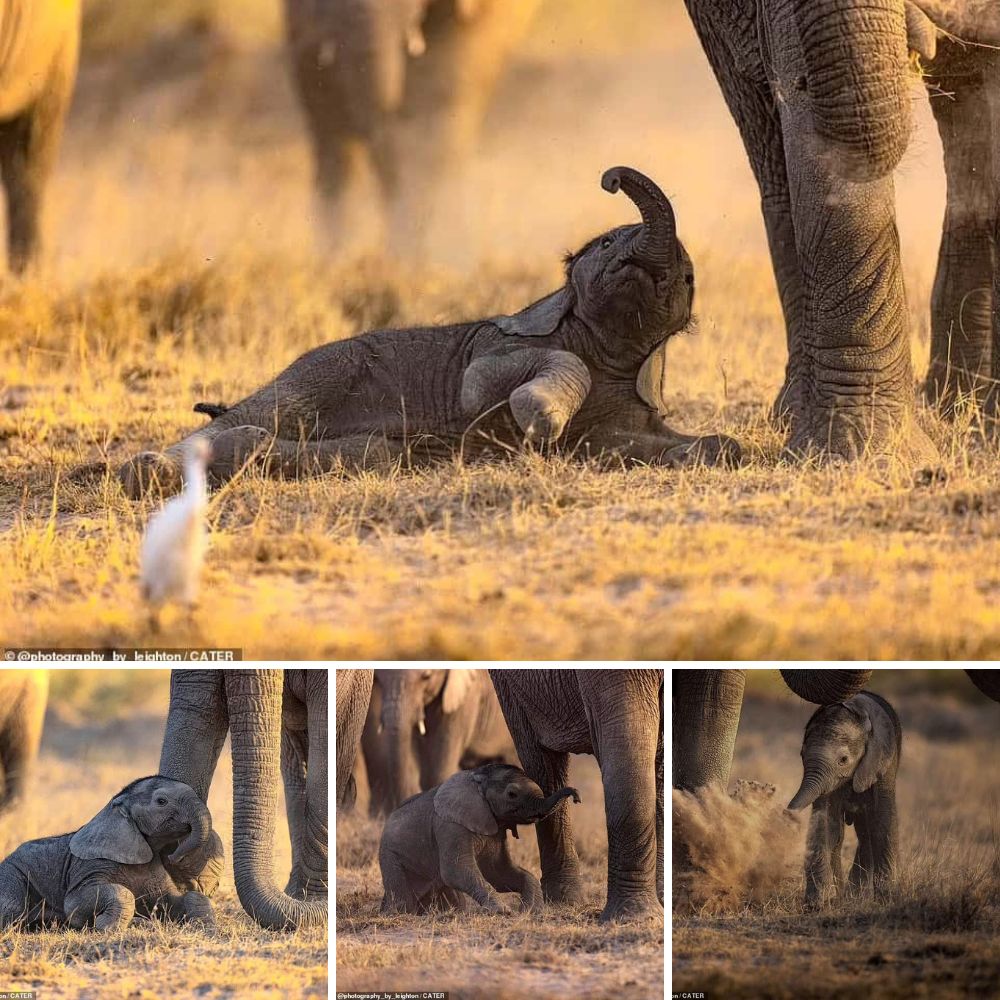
[602,166,677,272]
[168,789,212,864]
[526,786,581,822]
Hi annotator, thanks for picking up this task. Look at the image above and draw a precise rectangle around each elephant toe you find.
[598,893,662,923]
[118,451,183,499]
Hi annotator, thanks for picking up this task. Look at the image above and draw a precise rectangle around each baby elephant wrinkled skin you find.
[117,166,740,498]
[0,775,224,931]
[787,693,902,906]
[379,763,580,915]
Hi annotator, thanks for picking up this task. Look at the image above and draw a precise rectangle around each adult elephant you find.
[683,0,999,460]
[362,668,517,816]
[0,670,48,814]
[282,0,541,257]
[158,669,327,930]
[336,668,374,810]
[488,669,663,923]
[0,0,81,273]
[673,669,1000,793]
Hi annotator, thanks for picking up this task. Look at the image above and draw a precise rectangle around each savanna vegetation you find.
[0,669,327,1000]
[338,750,663,1000]
[673,669,1000,999]
[1,2,998,657]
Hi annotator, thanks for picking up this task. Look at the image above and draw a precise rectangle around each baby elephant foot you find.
[180,891,216,927]
[118,451,183,499]
[665,434,743,469]
[207,425,274,483]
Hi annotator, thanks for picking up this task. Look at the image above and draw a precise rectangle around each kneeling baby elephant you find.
[379,763,580,914]
[0,775,224,930]
[787,692,902,906]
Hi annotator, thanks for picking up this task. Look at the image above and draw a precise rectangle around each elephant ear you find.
[851,695,896,794]
[491,287,574,338]
[637,340,669,415]
[441,669,476,715]
[433,770,498,836]
[70,796,153,865]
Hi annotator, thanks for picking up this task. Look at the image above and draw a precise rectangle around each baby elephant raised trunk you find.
[534,786,581,820]
[602,165,677,272]
[169,789,213,864]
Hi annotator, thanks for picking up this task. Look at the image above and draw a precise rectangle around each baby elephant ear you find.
[637,341,669,415]
[434,771,498,836]
[492,287,574,338]
[70,796,154,865]
[851,694,897,793]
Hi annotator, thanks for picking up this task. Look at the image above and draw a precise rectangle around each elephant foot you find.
[541,876,585,906]
[598,891,662,923]
[784,404,939,470]
[118,451,183,499]
[207,425,274,483]
[665,434,743,470]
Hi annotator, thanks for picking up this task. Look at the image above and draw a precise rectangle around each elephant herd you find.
[336,668,664,922]
[0,668,327,933]
[2,0,997,468]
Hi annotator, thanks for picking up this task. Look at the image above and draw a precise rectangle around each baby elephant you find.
[0,775,224,931]
[379,763,580,915]
[787,693,902,905]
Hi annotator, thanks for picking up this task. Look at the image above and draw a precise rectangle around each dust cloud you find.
[673,778,804,914]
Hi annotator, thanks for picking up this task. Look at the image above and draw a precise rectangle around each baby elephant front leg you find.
[65,883,136,931]
[803,800,845,907]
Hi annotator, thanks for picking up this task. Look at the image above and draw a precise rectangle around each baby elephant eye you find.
[156,797,168,805]
[507,790,517,798]
[839,756,849,765]
[600,236,614,249]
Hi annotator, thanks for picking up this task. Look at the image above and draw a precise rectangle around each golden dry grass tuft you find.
[0,669,327,1000]
[337,753,664,1000]
[673,673,1000,999]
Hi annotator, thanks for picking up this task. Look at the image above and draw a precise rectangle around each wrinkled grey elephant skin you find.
[117,167,740,498]
[0,670,48,814]
[489,669,664,923]
[158,669,328,931]
[337,668,374,811]
[788,692,902,905]
[0,0,81,273]
[0,776,223,931]
[362,668,517,816]
[282,0,542,257]
[379,763,579,914]
[684,0,999,459]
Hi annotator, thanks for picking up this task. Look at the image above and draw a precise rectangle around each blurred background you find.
[54,0,945,277]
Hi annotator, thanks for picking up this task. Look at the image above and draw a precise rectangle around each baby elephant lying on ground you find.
[787,692,902,906]
[118,166,741,497]
[0,775,224,930]
[379,763,580,914]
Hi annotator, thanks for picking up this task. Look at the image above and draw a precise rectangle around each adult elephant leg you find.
[380,0,541,260]
[672,669,745,792]
[337,669,374,810]
[773,3,935,463]
[580,671,661,922]
[923,40,998,412]
[655,682,663,906]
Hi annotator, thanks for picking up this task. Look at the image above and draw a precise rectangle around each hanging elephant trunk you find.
[779,669,872,704]
[787,761,837,810]
[602,165,677,272]
[790,0,912,181]
[381,686,424,812]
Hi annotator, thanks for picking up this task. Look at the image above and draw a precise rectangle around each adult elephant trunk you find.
[791,0,912,181]
[602,165,677,272]
[965,670,1000,703]
[380,674,424,812]
[779,669,872,704]
[168,788,213,864]
[159,669,326,930]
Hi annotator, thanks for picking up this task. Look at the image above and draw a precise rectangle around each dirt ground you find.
[0,670,327,1000]
[1,2,999,657]
[337,750,664,1000]
[672,669,1000,1000]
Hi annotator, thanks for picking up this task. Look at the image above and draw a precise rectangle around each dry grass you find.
[1,1,998,657]
[0,669,327,1000]
[337,752,664,1000]
[672,670,1000,999]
